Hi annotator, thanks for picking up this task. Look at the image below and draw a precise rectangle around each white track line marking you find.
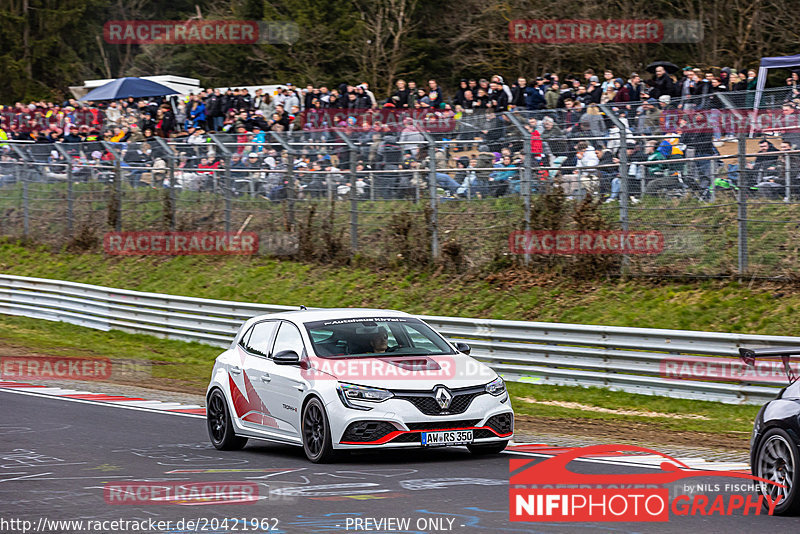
[0,388,205,419]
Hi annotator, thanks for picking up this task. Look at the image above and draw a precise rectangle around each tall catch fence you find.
[1,88,799,278]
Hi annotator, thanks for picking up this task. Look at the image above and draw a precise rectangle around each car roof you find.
[250,308,412,324]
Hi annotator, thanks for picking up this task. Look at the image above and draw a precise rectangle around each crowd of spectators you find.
[2,65,800,200]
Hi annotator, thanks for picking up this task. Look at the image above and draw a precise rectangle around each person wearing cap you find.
[525,77,547,111]
[587,75,602,104]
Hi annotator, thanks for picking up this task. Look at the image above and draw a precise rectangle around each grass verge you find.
[1,240,799,334]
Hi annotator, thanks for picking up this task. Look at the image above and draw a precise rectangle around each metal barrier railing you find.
[0,274,794,404]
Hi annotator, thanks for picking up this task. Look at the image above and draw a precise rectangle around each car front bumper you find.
[326,390,514,449]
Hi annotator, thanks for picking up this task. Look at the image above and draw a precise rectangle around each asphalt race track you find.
[1,389,798,534]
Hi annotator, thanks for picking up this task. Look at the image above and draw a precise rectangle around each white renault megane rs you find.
[206,309,514,462]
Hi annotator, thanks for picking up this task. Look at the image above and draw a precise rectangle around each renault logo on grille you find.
[434,387,452,410]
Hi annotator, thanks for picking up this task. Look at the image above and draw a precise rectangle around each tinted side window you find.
[246,321,279,356]
[238,325,254,349]
[272,322,304,357]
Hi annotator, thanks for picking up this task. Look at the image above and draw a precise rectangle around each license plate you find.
[421,430,473,446]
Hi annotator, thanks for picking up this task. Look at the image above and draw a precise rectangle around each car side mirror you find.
[273,350,301,365]
[454,342,471,355]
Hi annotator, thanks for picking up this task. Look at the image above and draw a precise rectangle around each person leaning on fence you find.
[746,139,780,188]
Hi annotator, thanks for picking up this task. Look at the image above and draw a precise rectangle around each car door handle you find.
[260,374,271,382]
[230,365,241,375]
[295,384,305,392]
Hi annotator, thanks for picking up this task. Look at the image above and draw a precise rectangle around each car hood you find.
[306,353,497,391]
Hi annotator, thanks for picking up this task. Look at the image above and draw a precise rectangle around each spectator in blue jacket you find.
[525,78,547,110]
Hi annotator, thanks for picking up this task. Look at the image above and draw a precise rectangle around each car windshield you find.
[304,316,456,359]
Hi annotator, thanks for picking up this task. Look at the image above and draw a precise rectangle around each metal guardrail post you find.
[507,113,532,266]
[335,131,359,253]
[737,133,748,275]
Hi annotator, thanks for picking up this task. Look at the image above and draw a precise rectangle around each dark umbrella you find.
[79,77,177,101]
[646,61,680,74]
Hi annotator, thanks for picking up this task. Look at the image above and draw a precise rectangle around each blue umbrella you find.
[79,77,178,101]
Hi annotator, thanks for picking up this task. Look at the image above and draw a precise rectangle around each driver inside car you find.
[369,327,390,353]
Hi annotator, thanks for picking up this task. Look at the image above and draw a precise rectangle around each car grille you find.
[406,419,481,430]
[393,386,486,416]
[341,421,397,442]
[484,412,514,435]
[473,429,496,439]
[390,433,421,443]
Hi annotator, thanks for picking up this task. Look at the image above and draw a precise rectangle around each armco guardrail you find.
[0,274,795,405]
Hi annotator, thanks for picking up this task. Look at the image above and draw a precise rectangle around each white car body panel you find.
[206,308,513,451]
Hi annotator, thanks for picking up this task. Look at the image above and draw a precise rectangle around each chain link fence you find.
[1,88,799,278]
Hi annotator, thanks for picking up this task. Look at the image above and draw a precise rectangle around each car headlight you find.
[338,383,394,402]
[485,377,506,396]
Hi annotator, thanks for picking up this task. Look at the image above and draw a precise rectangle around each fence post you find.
[102,142,123,232]
[428,137,439,259]
[600,105,630,274]
[66,159,74,234]
[115,157,122,232]
[335,131,359,254]
[22,164,29,237]
[269,132,296,230]
[507,113,532,265]
[208,135,232,232]
[416,128,440,260]
[168,156,177,231]
[785,154,791,203]
[737,133,748,275]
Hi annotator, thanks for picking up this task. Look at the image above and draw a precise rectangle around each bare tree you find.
[353,0,420,96]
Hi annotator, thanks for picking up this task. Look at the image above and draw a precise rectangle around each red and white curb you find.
[506,443,751,472]
[0,380,206,417]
